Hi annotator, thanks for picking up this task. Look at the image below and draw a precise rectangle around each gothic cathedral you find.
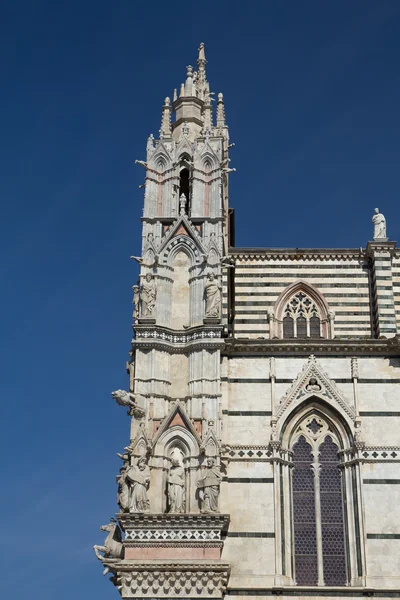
[94,44,400,599]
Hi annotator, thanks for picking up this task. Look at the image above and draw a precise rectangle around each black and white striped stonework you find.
[226,251,374,340]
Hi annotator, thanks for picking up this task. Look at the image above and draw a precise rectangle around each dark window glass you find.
[292,436,318,585]
[310,316,321,338]
[319,437,347,586]
[297,315,307,338]
[283,315,294,338]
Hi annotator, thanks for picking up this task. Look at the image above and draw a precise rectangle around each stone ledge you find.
[104,561,231,598]
[118,512,230,532]
[223,336,400,356]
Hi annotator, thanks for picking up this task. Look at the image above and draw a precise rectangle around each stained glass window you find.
[283,315,294,338]
[282,292,322,339]
[291,417,347,586]
[292,436,318,585]
[319,437,347,586]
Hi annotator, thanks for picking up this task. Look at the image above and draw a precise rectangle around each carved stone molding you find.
[223,336,400,357]
[118,512,230,532]
[223,445,272,461]
[361,446,400,462]
[114,563,231,598]
[133,324,224,352]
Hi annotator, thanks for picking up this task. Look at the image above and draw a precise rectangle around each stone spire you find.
[184,65,194,96]
[196,42,208,100]
[216,93,226,128]
[160,97,172,137]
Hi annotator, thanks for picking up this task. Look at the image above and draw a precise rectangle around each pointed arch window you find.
[283,291,321,339]
[291,415,347,586]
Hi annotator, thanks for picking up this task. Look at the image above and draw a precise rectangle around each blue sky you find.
[1,1,400,598]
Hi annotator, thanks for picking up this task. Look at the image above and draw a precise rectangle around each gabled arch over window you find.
[274,281,334,339]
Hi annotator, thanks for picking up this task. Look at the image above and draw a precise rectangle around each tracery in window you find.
[283,292,321,339]
[291,414,347,586]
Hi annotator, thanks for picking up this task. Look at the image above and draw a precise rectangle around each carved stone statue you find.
[372,208,387,240]
[197,457,223,513]
[168,453,185,513]
[117,465,130,513]
[140,273,157,317]
[126,457,150,513]
[132,285,140,320]
[93,519,123,575]
[204,272,221,318]
[179,193,187,216]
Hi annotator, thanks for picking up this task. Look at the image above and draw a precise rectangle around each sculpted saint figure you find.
[132,285,140,320]
[204,272,221,318]
[116,465,130,513]
[126,457,150,513]
[197,457,223,513]
[168,455,185,513]
[140,273,157,317]
[372,208,387,240]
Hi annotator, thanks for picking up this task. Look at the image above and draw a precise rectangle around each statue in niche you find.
[132,285,140,320]
[372,208,387,240]
[167,449,185,513]
[306,377,322,392]
[116,464,130,513]
[204,272,221,318]
[140,273,157,317]
[179,193,187,216]
[126,457,150,513]
[197,457,223,513]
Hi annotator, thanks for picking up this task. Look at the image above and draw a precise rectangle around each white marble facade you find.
[95,45,400,600]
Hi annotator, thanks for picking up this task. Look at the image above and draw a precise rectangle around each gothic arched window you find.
[283,291,321,339]
[291,415,347,586]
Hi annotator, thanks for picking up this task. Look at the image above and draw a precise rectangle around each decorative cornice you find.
[118,513,230,532]
[106,562,231,598]
[223,337,400,357]
[133,324,225,351]
[228,247,367,262]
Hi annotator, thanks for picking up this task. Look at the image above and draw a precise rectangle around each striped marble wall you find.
[226,250,375,340]
[392,252,400,332]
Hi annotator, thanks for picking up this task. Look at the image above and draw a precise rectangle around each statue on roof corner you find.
[372,208,387,240]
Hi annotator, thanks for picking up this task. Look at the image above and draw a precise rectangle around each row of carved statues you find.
[132,271,222,320]
[117,450,223,515]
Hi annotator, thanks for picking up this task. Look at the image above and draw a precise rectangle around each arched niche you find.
[153,426,201,514]
[170,249,191,329]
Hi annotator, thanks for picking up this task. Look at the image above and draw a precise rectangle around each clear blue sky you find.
[1,1,400,598]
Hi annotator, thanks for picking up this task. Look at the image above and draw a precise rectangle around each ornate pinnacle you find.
[196,42,208,100]
[160,97,172,136]
[216,93,226,128]
[185,65,194,96]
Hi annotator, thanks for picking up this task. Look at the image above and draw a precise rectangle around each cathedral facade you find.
[94,45,400,599]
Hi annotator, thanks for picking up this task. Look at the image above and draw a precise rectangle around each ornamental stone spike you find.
[160,97,172,136]
[216,93,226,128]
[184,65,194,96]
[196,42,208,99]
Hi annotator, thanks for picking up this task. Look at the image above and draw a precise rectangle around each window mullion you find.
[312,449,325,587]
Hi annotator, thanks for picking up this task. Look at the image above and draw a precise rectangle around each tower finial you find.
[160,97,172,137]
[216,93,226,128]
[184,65,194,96]
[196,42,208,101]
